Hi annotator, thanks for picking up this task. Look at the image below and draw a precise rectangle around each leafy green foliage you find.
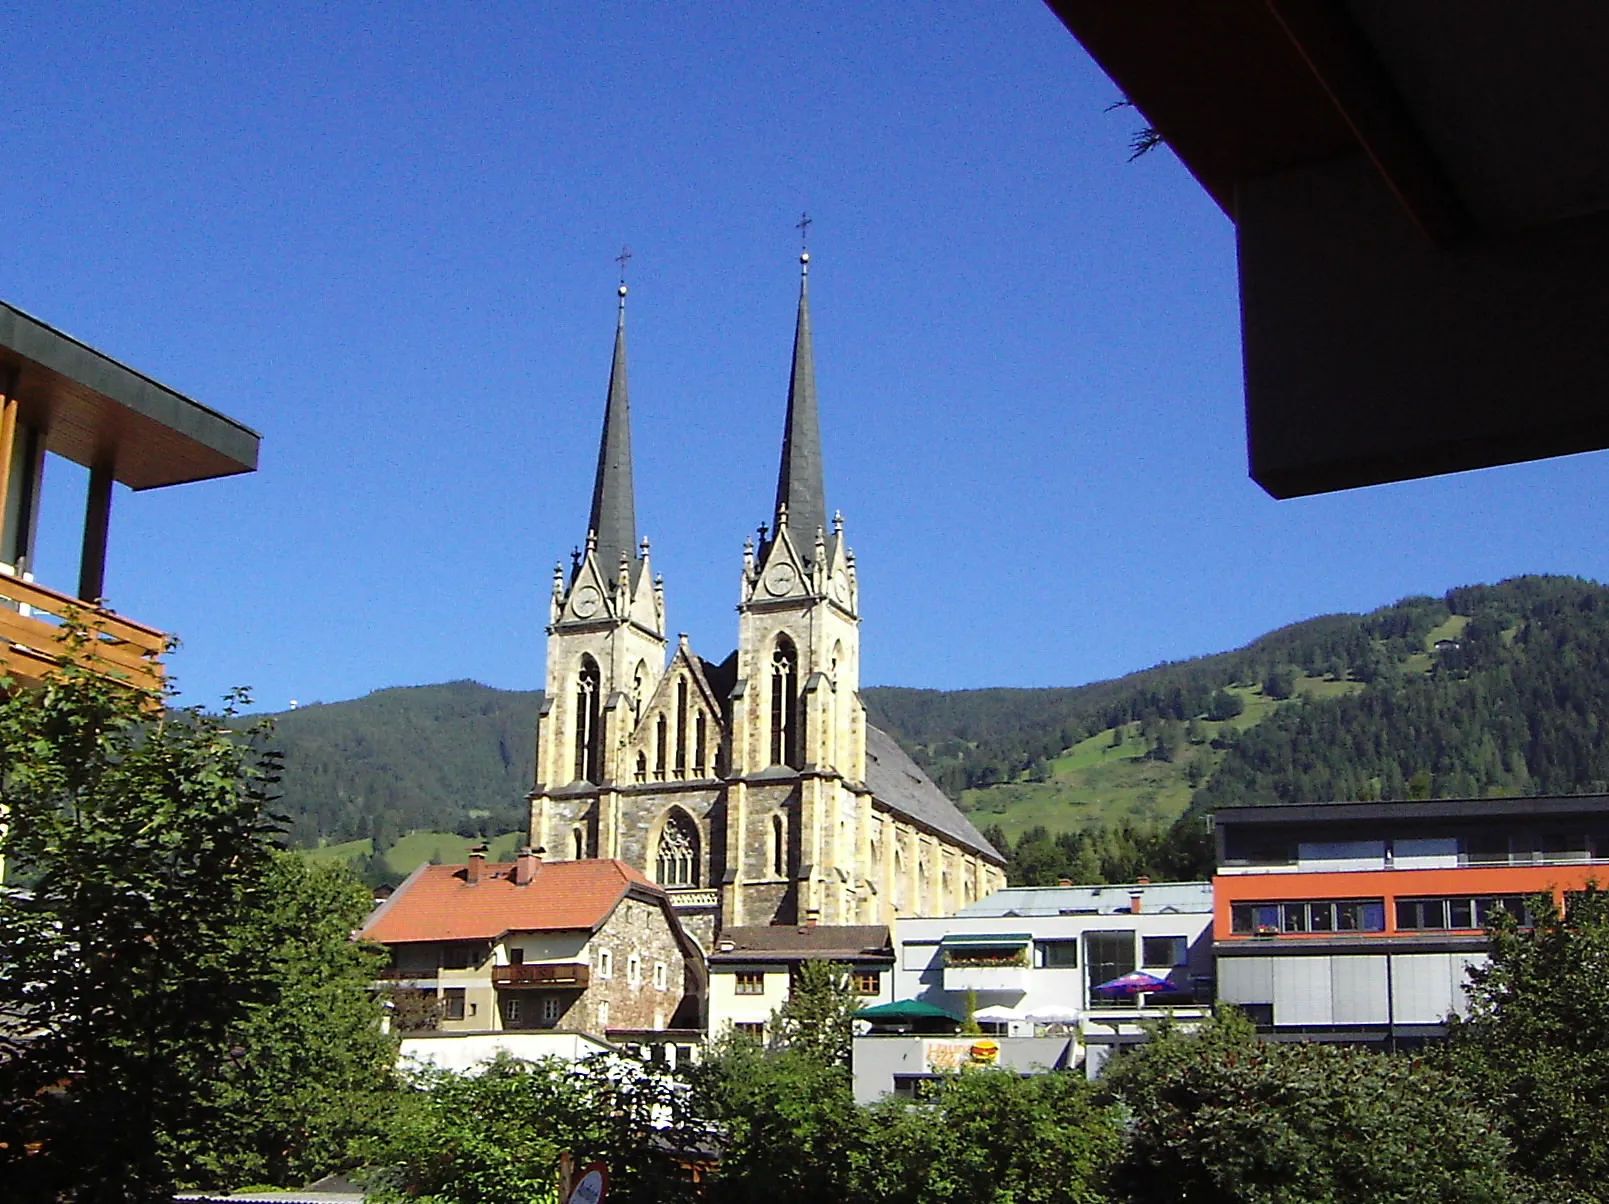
[1100,1010,1519,1204]
[0,666,286,1202]
[1445,886,1609,1199]
[987,816,1214,886]
[367,1055,701,1204]
[768,961,858,1067]
[172,854,398,1189]
[861,1070,1119,1204]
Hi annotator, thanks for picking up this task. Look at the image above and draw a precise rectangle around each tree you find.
[172,855,397,1189]
[861,1070,1119,1204]
[370,1054,700,1204]
[1100,1010,1518,1204]
[1444,886,1609,1196]
[770,960,859,1067]
[691,1037,865,1204]
[0,651,394,1201]
[0,661,285,1202]
[1262,669,1294,700]
[1206,688,1244,722]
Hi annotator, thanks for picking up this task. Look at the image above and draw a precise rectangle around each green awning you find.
[939,933,1032,946]
[854,999,961,1022]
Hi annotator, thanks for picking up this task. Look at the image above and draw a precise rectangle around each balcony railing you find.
[0,574,164,691]
[493,963,591,988]
[378,967,439,981]
[667,887,719,909]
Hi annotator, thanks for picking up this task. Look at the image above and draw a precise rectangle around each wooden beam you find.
[78,461,113,603]
[0,367,17,551]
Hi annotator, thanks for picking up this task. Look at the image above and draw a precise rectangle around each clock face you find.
[830,574,849,605]
[765,562,798,596]
[572,585,602,618]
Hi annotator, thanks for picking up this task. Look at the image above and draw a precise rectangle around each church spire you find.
[774,250,827,554]
[587,282,638,579]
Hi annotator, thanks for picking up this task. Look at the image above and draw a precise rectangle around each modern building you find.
[1213,795,1609,1043]
[360,847,704,1044]
[528,261,1005,946]
[706,923,893,1042]
[852,881,1214,1098]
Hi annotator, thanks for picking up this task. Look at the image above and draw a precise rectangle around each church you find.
[529,254,1006,948]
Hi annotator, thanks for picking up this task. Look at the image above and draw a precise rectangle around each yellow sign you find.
[969,1039,1000,1064]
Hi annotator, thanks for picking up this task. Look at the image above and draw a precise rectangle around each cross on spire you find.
[615,244,633,284]
[796,212,812,251]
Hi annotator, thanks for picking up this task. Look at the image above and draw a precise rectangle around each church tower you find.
[533,284,668,860]
[725,251,869,926]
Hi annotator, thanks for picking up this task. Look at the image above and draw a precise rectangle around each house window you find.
[733,1022,765,1041]
[502,996,521,1024]
[542,996,562,1024]
[734,972,765,996]
[1142,936,1187,968]
[442,988,466,1022]
[1398,895,1529,930]
[656,810,699,887]
[575,656,601,784]
[1084,932,1137,999]
[1230,900,1387,935]
[654,962,668,991]
[442,943,484,970]
[509,947,525,965]
[675,678,689,778]
[770,637,798,767]
[598,949,613,979]
[572,827,586,860]
[852,971,880,996]
[627,954,642,986]
[1038,940,1079,968]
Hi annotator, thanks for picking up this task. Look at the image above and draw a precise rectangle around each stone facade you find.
[530,262,1006,945]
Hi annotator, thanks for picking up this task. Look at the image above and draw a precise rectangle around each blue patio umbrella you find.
[1093,971,1175,997]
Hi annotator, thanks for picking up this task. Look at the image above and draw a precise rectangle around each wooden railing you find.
[0,574,164,691]
[493,963,591,988]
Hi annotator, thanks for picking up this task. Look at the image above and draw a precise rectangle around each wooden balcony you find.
[0,574,164,692]
[493,963,591,988]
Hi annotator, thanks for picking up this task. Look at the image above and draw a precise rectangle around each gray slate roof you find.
[586,291,641,584]
[958,881,1213,918]
[864,724,1004,864]
[773,257,827,554]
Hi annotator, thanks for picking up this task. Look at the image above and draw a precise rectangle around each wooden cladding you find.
[492,963,591,988]
[0,573,164,691]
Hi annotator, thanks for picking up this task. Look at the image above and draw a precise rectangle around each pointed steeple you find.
[774,251,827,557]
[587,283,638,580]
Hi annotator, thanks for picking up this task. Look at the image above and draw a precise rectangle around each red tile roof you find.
[360,859,658,945]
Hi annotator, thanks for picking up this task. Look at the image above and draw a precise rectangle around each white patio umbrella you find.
[973,1004,1025,1023]
[1024,1004,1081,1023]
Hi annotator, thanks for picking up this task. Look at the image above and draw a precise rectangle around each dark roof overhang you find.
[0,301,259,490]
[1042,1,1609,498]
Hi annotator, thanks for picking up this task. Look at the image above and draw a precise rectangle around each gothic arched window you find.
[575,656,602,784]
[772,813,786,877]
[770,636,799,768]
[572,827,586,860]
[674,678,689,778]
[632,660,648,717]
[656,810,699,887]
[635,751,648,783]
[694,711,707,777]
[655,715,668,781]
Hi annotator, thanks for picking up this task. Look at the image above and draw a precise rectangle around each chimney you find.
[514,845,543,886]
[805,907,820,928]
[467,844,488,886]
[1057,878,1072,887]
[1130,887,1144,914]
[1137,875,1151,886]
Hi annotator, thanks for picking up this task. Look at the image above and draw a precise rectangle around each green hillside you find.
[259,576,1609,888]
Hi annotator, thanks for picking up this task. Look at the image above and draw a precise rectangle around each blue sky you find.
[7,2,1609,710]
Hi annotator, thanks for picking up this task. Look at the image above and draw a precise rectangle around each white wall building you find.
[853,881,1214,1098]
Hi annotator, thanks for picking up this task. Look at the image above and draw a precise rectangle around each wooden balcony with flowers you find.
[493,962,591,989]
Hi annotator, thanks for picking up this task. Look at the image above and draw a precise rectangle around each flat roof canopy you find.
[1045,1,1609,497]
[0,301,259,491]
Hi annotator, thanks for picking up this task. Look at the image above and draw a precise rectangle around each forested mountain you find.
[262,576,1609,889]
